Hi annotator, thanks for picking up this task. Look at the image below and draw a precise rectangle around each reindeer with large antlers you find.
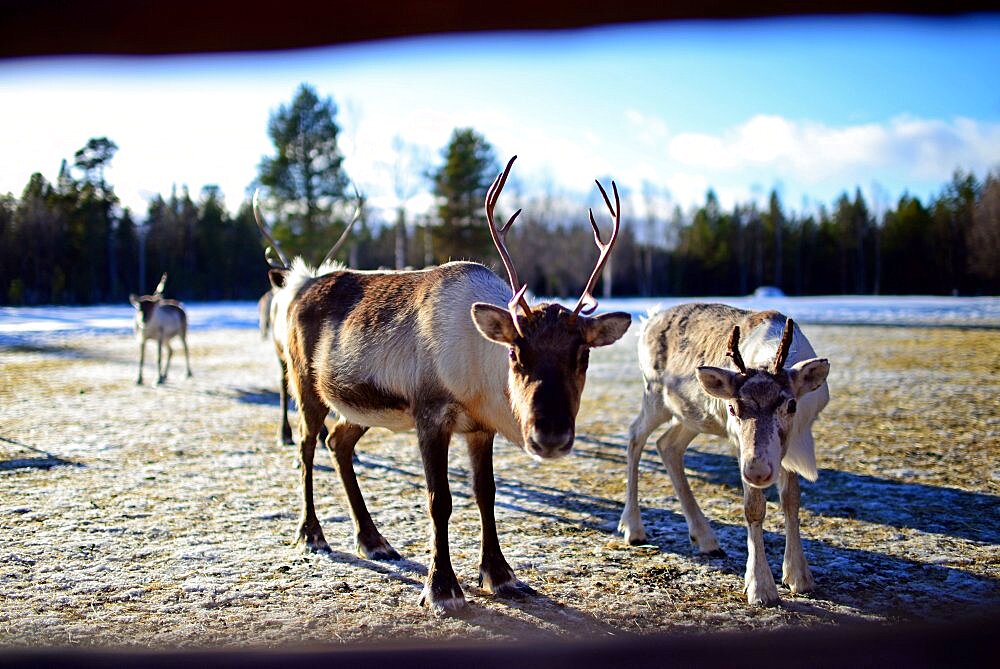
[618,304,830,605]
[129,272,192,385]
[256,156,631,612]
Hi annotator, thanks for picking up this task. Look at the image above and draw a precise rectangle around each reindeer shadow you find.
[232,386,280,406]
[0,436,84,472]
[281,517,616,635]
[267,432,1000,622]
[575,435,1000,545]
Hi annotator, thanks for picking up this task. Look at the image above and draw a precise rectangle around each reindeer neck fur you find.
[271,256,348,355]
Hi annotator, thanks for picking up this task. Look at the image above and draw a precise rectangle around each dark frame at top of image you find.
[1,0,998,58]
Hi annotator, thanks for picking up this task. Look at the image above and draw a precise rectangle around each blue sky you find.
[0,15,997,223]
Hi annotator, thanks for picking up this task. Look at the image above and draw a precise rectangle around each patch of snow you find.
[2,295,998,345]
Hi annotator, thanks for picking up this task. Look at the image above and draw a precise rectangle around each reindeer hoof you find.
[745,578,780,606]
[418,582,466,614]
[782,565,815,594]
[478,566,535,597]
[618,517,648,546]
[490,579,537,598]
[295,526,331,553]
[357,538,401,561]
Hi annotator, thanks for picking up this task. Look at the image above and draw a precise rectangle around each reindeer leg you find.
[136,338,146,385]
[619,391,670,545]
[163,342,174,383]
[466,431,534,597]
[325,418,400,560]
[656,421,722,556]
[277,357,294,446]
[294,394,331,552]
[416,413,464,613]
[156,336,165,385]
[182,333,192,378]
[779,468,814,594]
[743,481,779,606]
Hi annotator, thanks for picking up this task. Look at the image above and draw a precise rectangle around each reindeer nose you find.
[743,463,775,488]
[528,429,574,458]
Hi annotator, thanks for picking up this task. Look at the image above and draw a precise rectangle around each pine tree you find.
[257,83,352,266]
[429,128,499,264]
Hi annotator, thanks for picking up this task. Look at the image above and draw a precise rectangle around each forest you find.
[1,84,998,305]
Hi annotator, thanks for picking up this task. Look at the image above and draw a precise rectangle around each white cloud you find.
[667,114,1000,184]
[624,109,670,147]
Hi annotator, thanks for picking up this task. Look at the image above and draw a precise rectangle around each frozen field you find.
[2,295,999,344]
[0,299,998,647]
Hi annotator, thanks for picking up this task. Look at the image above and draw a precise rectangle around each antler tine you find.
[772,318,795,373]
[485,155,530,334]
[571,179,621,318]
[252,189,290,269]
[319,185,364,268]
[154,272,168,296]
[263,246,284,269]
[726,325,749,375]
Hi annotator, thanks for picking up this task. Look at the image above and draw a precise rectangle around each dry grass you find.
[0,324,998,648]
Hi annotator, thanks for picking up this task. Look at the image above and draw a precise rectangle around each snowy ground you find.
[0,303,998,648]
[2,295,999,344]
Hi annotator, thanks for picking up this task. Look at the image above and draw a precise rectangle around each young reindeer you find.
[255,196,360,446]
[256,156,631,613]
[129,272,192,385]
[618,304,830,605]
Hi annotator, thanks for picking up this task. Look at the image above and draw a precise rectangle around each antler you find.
[252,189,290,269]
[319,185,364,268]
[154,272,168,296]
[772,318,795,373]
[726,325,749,375]
[571,179,621,318]
[485,155,531,336]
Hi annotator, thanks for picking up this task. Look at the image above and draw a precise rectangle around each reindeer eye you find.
[787,399,797,414]
[728,404,737,417]
[508,348,516,361]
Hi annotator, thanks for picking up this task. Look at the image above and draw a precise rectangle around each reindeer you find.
[256,199,361,447]
[257,290,273,341]
[618,304,830,605]
[255,156,631,612]
[129,273,192,385]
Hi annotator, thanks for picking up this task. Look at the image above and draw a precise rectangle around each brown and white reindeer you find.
[129,272,192,385]
[255,195,360,446]
[618,303,830,605]
[255,156,632,612]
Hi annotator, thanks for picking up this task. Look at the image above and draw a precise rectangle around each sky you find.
[0,15,998,224]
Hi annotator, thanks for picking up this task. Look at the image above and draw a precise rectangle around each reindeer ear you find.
[129,294,139,307]
[697,366,740,400]
[268,269,288,290]
[788,358,829,398]
[471,303,518,345]
[582,312,632,347]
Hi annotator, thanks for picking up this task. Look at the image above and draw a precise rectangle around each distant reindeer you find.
[256,200,360,447]
[257,290,273,341]
[618,304,830,605]
[129,273,192,385]
[254,156,631,612]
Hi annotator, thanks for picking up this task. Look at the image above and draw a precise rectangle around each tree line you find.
[1,84,997,305]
